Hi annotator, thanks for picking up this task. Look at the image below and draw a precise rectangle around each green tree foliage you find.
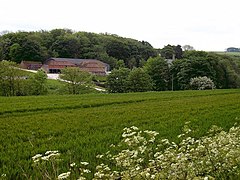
[0,38,12,60]
[171,51,240,90]
[0,60,29,96]
[115,60,125,69]
[0,61,50,96]
[29,70,48,95]
[0,29,157,69]
[50,34,81,58]
[107,68,153,93]
[128,68,153,92]
[174,45,183,59]
[9,43,23,63]
[160,44,183,59]
[144,57,170,91]
[160,44,175,59]
[59,67,92,94]
[106,68,130,93]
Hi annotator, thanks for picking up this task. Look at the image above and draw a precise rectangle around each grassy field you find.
[0,89,240,178]
[213,51,240,58]
[46,79,100,95]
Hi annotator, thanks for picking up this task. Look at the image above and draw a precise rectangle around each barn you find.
[20,61,42,70]
[42,58,110,75]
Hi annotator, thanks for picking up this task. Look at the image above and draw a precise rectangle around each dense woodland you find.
[0,29,240,96]
[0,29,157,69]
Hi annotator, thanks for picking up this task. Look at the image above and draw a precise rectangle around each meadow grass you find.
[0,89,240,178]
[46,79,100,95]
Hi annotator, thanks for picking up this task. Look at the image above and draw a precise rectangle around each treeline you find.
[1,50,240,96]
[1,29,240,94]
[0,29,157,69]
[107,51,240,92]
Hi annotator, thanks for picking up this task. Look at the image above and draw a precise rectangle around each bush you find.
[31,122,240,179]
[190,76,215,90]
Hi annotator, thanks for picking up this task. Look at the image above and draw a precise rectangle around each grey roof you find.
[48,58,101,64]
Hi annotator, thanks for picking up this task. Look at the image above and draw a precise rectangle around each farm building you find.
[42,58,110,75]
[20,61,42,70]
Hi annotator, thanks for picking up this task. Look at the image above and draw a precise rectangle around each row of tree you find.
[107,51,240,92]
[1,49,240,96]
[0,29,157,69]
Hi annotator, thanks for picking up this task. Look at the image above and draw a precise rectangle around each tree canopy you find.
[171,51,240,90]
[0,29,157,69]
[144,56,170,91]
[59,67,93,94]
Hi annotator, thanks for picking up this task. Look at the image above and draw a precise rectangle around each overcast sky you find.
[1,0,240,51]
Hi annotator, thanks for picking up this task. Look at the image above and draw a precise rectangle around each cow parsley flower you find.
[80,162,89,166]
[58,172,71,179]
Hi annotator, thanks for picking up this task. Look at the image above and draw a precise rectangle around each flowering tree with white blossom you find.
[190,76,215,90]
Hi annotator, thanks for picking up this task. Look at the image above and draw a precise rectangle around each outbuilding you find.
[20,61,42,70]
[42,58,110,75]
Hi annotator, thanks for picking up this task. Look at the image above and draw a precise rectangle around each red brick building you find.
[42,58,110,75]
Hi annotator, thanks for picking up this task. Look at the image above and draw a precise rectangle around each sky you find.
[1,0,240,51]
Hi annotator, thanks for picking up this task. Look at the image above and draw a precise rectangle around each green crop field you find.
[1,89,240,178]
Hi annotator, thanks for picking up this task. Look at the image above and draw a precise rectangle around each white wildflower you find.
[77,177,86,180]
[151,175,155,179]
[58,172,71,179]
[80,162,89,166]
[45,150,59,155]
[144,130,159,137]
[110,144,115,147]
[96,154,104,158]
[48,152,60,158]
[94,172,105,178]
[83,169,91,173]
[146,172,150,178]
[41,156,50,161]
[41,152,60,161]
[135,166,141,171]
[131,126,139,130]
[122,131,136,137]
[32,154,42,161]
[70,162,76,167]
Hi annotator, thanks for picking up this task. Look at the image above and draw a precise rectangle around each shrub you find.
[31,122,240,179]
[190,76,215,90]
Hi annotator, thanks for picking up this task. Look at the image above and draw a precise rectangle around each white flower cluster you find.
[92,123,240,179]
[31,122,240,179]
[58,172,71,179]
[190,76,215,90]
[32,150,60,163]
[31,150,62,179]
[92,126,160,179]
[60,161,91,180]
